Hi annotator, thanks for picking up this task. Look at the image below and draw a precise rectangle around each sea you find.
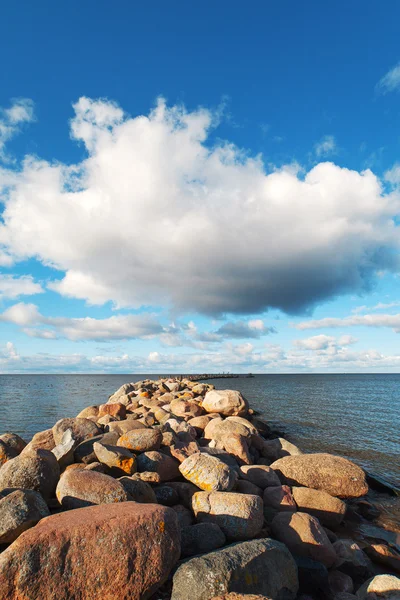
[0,373,399,532]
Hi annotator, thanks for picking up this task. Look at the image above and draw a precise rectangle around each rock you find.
[295,556,329,597]
[56,469,130,509]
[292,486,347,528]
[93,441,136,476]
[132,471,162,484]
[364,544,400,574]
[179,453,237,492]
[225,417,259,436]
[154,485,180,506]
[188,415,213,435]
[0,433,27,455]
[167,481,200,508]
[171,538,298,600]
[170,441,199,463]
[170,399,204,419]
[117,428,162,452]
[171,504,194,528]
[51,429,76,469]
[200,447,240,472]
[239,465,281,489]
[271,511,337,568]
[119,476,157,503]
[0,440,17,466]
[223,434,252,466]
[329,570,354,594]
[180,522,226,558]
[271,453,368,498]
[136,451,180,481]
[263,485,296,512]
[85,461,108,473]
[73,432,119,464]
[202,390,249,417]
[356,575,400,599]
[98,402,126,419]
[204,418,252,443]
[192,491,263,541]
[76,406,99,419]
[23,429,55,453]
[0,489,50,544]
[333,539,373,584]
[0,502,180,600]
[0,449,60,500]
[252,437,302,462]
[52,418,101,446]
[97,415,117,426]
[211,595,272,600]
[235,480,263,497]
[107,419,147,435]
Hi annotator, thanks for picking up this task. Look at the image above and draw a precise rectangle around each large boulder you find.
[271,453,368,498]
[0,489,50,544]
[52,418,102,446]
[170,399,204,419]
[180,453,237,492]
[356,574,400,599]
[0,502,180,599]
[202,390,249,417]
[292,486,346,528]
[204,418,252,442]
[192,491,263,541]
[0,449,60,500]
[22,429,55,453]
[56,469,130,509]
[171,538,298,600]
[93,442,136,476]
[117,428,162,452]
[180,522,226,558]
[271,511,337,568]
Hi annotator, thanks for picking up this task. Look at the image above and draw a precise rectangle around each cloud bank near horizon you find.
[0,97,399,319]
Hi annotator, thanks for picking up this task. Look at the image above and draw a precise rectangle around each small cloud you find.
[385,163,400,185]
[0,98,35,159]
[376,61,400,94]
[314,135,337,157]
[260,123,270,136]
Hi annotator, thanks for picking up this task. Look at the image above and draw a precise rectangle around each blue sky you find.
[1,0,400,373]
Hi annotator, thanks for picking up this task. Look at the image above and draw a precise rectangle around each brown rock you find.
[76,406,99,419]
[252,437,302,461]
[180,453,237,492]
[119,476,157,503]
[52,418,101,446]
[93,441,136,476]
[85,461,108,473]
[22,429,55,453]
[0,449,60,500]
[0,433,27,455]
[107,419,147,435]
[223,434,252,466]
[117,428,162,452]
[211,595,272,600]
[132,471,162,484]
[98,402,126,419]
[364,543,400,574]
[170,441,199,463]
[0,489,50,544]
[73,432,119,464]
[271,453,368,498]
[0,502,180,600]
[56,468,130,509]
[271,511,337,568]
[187,415,213,435]
[263,485,296,512]
[170,399,204,419]
[239,464,281,489]
[192,491,263,541]
[204,418,251,443]
[137,451,180,481]
[0,440,17,466]
[202,389,249,416]
[292,486,347,528]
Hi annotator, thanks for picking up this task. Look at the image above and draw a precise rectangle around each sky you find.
[1,0,400,373]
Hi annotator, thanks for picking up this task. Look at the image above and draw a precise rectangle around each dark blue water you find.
[0,373,399,526]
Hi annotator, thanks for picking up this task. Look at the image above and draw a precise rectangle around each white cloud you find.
[295,313,400,333]
[0,275,43,301]
[0,98,35,159]
[385,163,400,185]
[314,135,337,157]
[377,62,400,94]
[0,97,399,318]
[352,301,400,314]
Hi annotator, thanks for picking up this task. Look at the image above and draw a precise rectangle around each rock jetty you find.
[0,377,399,600]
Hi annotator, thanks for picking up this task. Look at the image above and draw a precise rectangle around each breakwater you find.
[0,377,399,599]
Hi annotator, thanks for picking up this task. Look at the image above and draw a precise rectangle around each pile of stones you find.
[0,378,399,599]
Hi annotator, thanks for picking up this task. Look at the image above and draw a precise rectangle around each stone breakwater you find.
[0,379,399,600]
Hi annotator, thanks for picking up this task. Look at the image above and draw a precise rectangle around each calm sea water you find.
[0,373,399,527]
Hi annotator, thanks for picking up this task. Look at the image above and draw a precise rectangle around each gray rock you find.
[136,451,180,481]
[154,485,180,506]
[0,488,50,543]
[0,449,60,500]
[51,429,76,469]
[180,522,226,558]
[171,538,298,600]
[73,432,119,464]
[52,418,102,446]
[118,477,157,503]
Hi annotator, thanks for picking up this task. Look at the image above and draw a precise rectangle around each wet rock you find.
[117,428,162,452]
[98,402,126,419]
[271,453,368,498]
[52,418,101,446]
[239,465,281,489]
[171,538,298,600]
[136,451,180,481]
[263,485,296,512]
[364,543,400,574]
[119,476,157,503]
[56,468,130,509]
[271,511,337,568]
[356,574,400,599]
[192,491,263,541]
[180,522,226,558]
[202,390,249,417]
[292,486,347,528]
[0,489,50,544]
[93,441,136,476]
[0,502,180,600]
[154,485,180,506]
[0,433,27,455]
[179,453,237,492]
[0,449,60,500]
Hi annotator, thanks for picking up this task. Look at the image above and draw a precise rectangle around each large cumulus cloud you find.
[0,97,399,316]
